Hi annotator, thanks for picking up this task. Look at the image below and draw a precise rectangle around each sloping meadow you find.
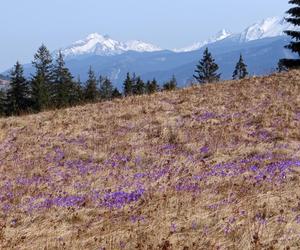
[0,71,300,249]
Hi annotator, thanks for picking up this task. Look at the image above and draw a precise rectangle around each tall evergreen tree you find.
[6,62,30,116]
[193,48,221,83]
[99,76,114,100]
[52,51,74,107]
[133,76,145,95]
[31,44,53,111]
[84,66,98,102]
[163,75,177,91]
[146,78,160,94]
[279,0,300,69]
[69,76,84,105]
[232,54,249,80]
[123,72,133,96]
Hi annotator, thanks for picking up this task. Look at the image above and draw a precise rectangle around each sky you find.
[0,0,290,72]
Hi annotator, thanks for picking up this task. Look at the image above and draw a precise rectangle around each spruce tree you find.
[99,76,114,100]
[112,88,122,99]
[84,66,98,102]
[146,78,160,94]
[123,72,133,96]
[163,75,177,91]
[279,0,300,69]
[232,54,249,80]
[133,76,145,95]
[69,76,84,105]
[193,48,221,83]
[31,44,53,111]
[52,51,74,108]
[6,62,30,116]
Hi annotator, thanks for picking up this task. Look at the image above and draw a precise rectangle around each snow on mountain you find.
[174,16,298,53]
[60,16,297,56]
[174,29,232,52]
[239,16,296,42]
[124,40,161,53]
[215,29,233,40]
[61,33,161,58]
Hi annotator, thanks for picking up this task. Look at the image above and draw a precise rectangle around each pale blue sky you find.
[0,0,289,71]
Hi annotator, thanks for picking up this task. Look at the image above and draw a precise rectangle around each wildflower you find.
[171,223,176,233]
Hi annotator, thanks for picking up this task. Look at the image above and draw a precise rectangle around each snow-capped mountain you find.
[175,16,296,52]
[59,16,294,56]
[174,29,232,52]
[61,33,161,58]
[238,16,296,42]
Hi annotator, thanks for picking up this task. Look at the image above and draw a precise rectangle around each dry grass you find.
[0,71,300,249]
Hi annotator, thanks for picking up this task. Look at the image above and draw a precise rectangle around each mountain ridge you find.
[60,33,162,58]
[175,16,296,52]
[58,16,295,57]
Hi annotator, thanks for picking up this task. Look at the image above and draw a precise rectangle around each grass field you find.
[0,71,300,249]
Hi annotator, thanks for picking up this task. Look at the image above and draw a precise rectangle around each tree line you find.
[0,45,178,117]
[0,45,248,118]
[0,43,249,117]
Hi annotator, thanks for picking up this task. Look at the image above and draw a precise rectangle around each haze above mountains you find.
[1,16,297,89]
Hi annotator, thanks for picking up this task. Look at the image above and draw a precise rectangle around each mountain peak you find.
[62,33,161,58]
[173,29,232,52]
[86,33,104,40]
[239,16,294,42]
[172,16,296,53]
[215,29,232,40]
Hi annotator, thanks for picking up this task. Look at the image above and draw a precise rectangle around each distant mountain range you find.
[0,74,9,81]
[58,16,295,56]
[2,16,298,89]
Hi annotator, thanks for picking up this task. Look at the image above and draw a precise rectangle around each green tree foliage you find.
[31,44,53,111]
[279,0,300,69]
[84,66,98,102]
[99,76,114,100]
[5,62,30,116]
[232,54,249,80]
[146,78,160,94]
[0,90,6,116]
[52,51,74,107]
[123,72,133,96]
[133,76,145,95]
[69,76,84,106]
[193,48,221,83]
[163,75,177,91]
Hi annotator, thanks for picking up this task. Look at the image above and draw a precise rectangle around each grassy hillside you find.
[0,71,300,249]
